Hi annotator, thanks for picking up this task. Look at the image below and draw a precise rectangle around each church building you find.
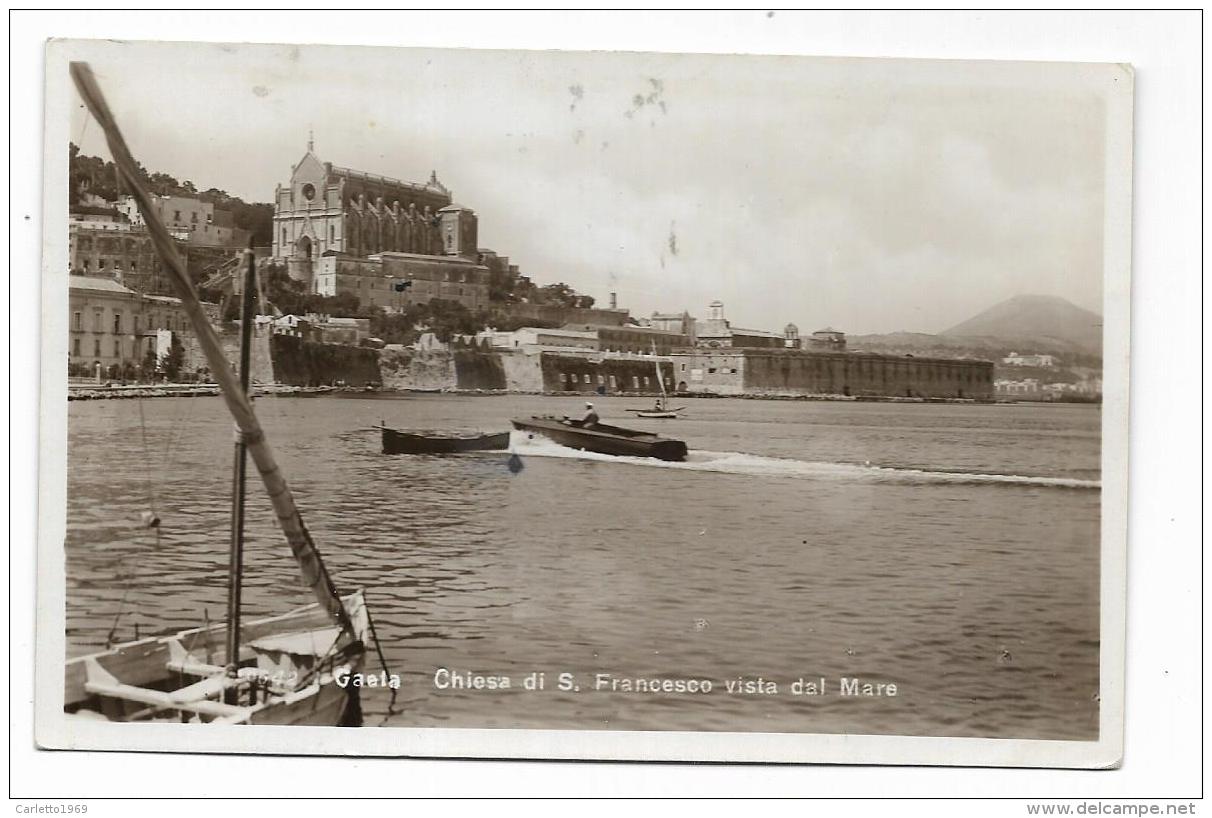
[271,138,480,271]
[271,138,488,308]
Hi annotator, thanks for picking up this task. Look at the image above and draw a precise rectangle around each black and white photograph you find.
[32,30,1137,771]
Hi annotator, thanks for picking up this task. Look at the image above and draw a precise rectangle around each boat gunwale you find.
[65,589,369,670]
[381,428,510,442]
[511,416,673,442]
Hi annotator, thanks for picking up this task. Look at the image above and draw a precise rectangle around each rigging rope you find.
[363,595,402,725]
[102,387,166,647]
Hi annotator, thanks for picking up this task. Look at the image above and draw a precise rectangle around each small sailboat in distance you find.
[626,341,686,418]
[63,63,383,726]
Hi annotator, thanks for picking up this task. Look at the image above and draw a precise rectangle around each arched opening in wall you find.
[296,235,312,260]
[842,385,850,397]
[958,389,964,399]
[677,381,687,392]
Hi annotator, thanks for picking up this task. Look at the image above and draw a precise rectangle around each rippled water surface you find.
[65,394,1101,739]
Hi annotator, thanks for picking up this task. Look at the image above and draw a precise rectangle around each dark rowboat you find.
[511,416,688,462]
[381,426,510,455]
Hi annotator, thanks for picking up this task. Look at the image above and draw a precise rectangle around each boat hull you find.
[511,417,688,462]
[381,427,510,454]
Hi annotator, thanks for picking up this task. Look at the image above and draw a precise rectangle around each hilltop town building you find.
[69,205,128,230]
[783,324,801,349]
[478,327,600,352]
[1002,352,1056,367]
[807,328,847,351]
[563,323,690,355]
[311,252,491,312]
[117,193,249,248]
[69,224,170,295]
[71,192,246,296]
[694,301,786,349]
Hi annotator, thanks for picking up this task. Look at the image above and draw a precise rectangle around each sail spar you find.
[69,62,354,637]
[652,341,667,402]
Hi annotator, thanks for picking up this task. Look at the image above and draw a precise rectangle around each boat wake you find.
[507,431,1099,489]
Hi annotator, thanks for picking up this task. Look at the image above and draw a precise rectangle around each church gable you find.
[291,151,326,186]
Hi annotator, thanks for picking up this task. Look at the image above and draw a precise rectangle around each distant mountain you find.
[846,295,1103,367]
[942,294,1102,355]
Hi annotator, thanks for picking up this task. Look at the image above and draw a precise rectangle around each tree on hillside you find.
[425,299,480,342]
[69,144,276,244]
[535,282,595,309]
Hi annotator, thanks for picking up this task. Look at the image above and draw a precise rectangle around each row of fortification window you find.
[558,373,653,389]
[678,359,989,383]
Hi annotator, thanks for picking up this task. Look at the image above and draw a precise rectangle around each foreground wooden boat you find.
[65,592,369,725]
[512,416,689,462]
[381,426,510,454]
[66,63,388,729]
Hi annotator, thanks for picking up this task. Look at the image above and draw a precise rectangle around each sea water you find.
[64,394,1100,739]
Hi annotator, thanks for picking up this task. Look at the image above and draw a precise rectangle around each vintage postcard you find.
[35,37,1131,767]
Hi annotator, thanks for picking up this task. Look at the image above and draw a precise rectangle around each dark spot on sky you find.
[573,129,584,145]
[626,78,667,121]
[252,85,269,98]
[668,222,678,256]
[767,10,774,17]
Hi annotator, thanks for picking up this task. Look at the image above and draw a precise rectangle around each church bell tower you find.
[438,203,478,260]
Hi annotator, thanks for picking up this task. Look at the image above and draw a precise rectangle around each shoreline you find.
[66,383,1096,406]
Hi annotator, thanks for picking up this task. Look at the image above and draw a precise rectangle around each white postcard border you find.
[33,36,1133,770]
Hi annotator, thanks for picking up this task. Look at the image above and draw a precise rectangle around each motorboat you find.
[511,416,688,462]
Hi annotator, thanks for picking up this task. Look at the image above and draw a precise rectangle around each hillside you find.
[942,294,1102,355]
[69,142,275,245]
[847,295,1103,370]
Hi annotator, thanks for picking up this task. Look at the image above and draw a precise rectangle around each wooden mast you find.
[70,62,354,637]
[652,340,667,411]
[225,246,257,680]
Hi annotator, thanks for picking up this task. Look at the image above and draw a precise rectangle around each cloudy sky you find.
[66,40,1112,334]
